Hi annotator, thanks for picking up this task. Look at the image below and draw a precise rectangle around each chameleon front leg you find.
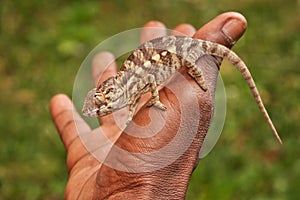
[126,74,167,124]
[127,97,140,124]
[146,75,167,110]
[126,87,166,125]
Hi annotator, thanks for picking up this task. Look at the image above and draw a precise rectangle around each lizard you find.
[82,35,282,144]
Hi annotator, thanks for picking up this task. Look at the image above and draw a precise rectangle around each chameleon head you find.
[82,77,123,118]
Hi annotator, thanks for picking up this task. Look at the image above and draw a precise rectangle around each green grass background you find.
[0,0,299,199]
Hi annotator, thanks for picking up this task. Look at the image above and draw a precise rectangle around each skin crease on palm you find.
[50,12,247,199]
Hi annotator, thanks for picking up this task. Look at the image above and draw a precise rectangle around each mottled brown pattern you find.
[82,36,282,143]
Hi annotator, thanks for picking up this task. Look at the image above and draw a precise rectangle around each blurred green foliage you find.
[0,0,299,199]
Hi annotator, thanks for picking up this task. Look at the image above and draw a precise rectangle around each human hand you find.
[50,12,247,199]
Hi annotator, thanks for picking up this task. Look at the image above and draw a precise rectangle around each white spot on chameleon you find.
[144,60,152,68]
[151,54,160,62]
[136,67,146,76]
[161,51,168,56]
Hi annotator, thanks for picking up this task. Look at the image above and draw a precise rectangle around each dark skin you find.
[50,12,247,199]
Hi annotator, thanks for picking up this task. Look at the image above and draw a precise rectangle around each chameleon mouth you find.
[82,103,99,118]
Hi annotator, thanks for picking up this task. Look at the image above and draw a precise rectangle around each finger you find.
[192,12,247,93]
[193,11,247,48]
[140,21,167,44]
[92,52,128,129]
[134,21,168,111]
[50,94,91,150]
[172,23,196,37]
[92,51,118,87]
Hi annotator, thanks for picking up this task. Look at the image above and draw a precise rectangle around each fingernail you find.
[222,19,246,45]
[140,21,166,44]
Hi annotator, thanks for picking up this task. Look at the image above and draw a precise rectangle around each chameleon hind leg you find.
[186,61,208,91]
[146,75,167,110]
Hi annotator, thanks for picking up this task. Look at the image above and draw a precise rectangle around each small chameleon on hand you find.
[82,36,282,144]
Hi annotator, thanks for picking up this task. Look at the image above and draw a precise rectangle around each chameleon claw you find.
[125,118,132,125]
[147,99,167,111]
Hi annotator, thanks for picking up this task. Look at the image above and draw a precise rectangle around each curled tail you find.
[201,40,282,144]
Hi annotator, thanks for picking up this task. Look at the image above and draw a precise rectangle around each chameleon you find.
[82,35,282,144]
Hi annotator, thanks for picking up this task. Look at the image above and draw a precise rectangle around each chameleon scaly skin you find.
[82,36,282,144]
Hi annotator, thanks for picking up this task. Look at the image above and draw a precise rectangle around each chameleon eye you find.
[93,93,106,104]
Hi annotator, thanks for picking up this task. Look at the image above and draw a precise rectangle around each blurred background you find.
[0,0,299,199]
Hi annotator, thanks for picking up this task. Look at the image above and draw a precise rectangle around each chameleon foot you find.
[147,99,167,110]
[194,77,208,91]
[125,117,132,125]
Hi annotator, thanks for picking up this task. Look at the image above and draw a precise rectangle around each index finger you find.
[91,52,128,129]
[92,51,118,87]
[140,21,167,44]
